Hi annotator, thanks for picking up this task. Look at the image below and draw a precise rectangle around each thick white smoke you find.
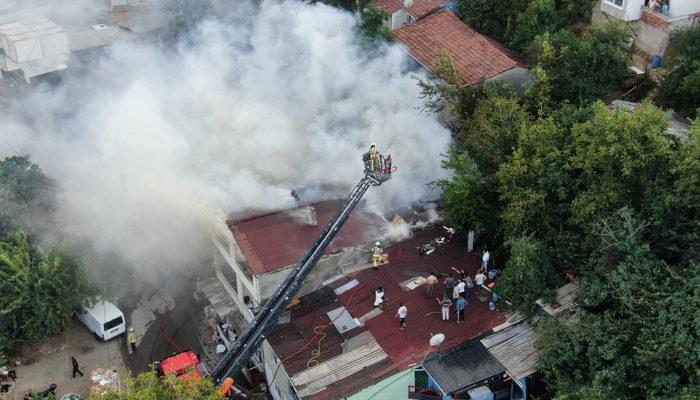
[0,0,451,275]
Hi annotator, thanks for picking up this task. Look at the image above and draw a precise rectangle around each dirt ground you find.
[1,321,127,400]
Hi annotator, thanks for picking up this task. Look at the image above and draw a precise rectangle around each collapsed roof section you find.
[227,200,381,276]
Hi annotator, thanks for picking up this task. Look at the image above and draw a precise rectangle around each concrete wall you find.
[635,9,699,56]
[213,232,259,304]
[391,9,409,30]
[261,340,298,400]
[669,0,700,18]
[256,247,368,301]
[346,369,415,400]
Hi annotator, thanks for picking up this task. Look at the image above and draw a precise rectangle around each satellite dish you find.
[429,333,445,346]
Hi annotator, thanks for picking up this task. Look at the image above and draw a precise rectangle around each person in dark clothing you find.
[443,275,456,299]
[71,357,84,378]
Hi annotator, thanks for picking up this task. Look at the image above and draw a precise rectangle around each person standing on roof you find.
[482,249,490,270]
[456,297,468,325]
[397,303,407,330]
[424,274,438,298]
[443,274,455,299]
[438,295,452,321]
[127,328,138,353]
[374,286,385,309]
[455,279,466,299]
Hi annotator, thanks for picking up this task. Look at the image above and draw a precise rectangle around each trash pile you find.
[90,368,120,395]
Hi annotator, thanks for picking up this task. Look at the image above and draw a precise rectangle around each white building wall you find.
[669,0,700,17]
[261,340,298,400]
[391,9,409,30]
[600,0,645,21]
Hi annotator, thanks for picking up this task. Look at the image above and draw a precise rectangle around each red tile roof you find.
[268,226,506,399]
[393,9,524,86]
[228,201,378,276]
[373,0,444,18]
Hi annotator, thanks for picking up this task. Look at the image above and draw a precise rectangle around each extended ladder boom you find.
[212,171,389,384]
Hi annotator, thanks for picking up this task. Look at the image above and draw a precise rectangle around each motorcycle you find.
[22,383,57,399]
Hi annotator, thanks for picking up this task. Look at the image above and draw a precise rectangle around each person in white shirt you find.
[455,280,466,299]
[475,271,487,287]
[482,250,490,270]
[374,287,385,309]
[475,271,488,298]
[396,303,407,330]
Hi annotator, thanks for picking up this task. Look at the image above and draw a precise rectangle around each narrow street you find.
[118,271,209,375]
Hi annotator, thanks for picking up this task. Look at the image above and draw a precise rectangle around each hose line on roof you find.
[306,326,327,369]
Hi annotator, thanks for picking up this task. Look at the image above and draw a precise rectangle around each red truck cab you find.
[159,350,204,381]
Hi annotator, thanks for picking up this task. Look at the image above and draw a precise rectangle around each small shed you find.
[481,321,538,392]
[422,339,505,396]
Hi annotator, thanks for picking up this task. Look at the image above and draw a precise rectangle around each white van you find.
[76,299,126,341]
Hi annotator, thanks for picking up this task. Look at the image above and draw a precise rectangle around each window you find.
[103,316,123,331]
[605,0,624,7]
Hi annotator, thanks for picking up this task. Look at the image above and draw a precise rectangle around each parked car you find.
[76,299,126,341]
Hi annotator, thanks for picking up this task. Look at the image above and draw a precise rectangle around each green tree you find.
[507,0,561,51]
[93,370,223,400]
[458,0,506,39]
[496,116,589,272]
[657,26,700,119]
[457,91,529,176]
[0,231,95,355]
[434,149,498,235]
[497,235,557,316]
[0,156,51,240]
[360,4,392,43]
[531,23,630,105]
[536,209,700,399]
[647,119,700,264]
[568,102,672,228]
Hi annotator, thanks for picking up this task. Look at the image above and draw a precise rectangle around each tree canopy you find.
[530,24,630,106]
[360,4,392,43]
[0,231,95,356]
[657,26,700,119]
[421,41,699,397]
[0,156,52,240]
[92,370,224,400]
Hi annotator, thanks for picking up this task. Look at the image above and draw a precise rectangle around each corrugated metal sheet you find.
[422,340,505,394]
[229,200,377,275]
[68,26,134,51]
[117,11,170,34]
[536,282,579,318]
[481,321,538,382]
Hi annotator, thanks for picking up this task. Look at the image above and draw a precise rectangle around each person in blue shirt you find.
[456,297,468,325]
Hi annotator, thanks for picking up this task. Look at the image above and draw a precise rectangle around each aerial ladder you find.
[205,149,394,394]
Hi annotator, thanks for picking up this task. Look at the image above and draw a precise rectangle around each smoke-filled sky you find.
[0,0,451,276]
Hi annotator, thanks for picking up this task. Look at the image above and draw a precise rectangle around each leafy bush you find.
[0,231,95,355]
[657,26,700,119]
[360,4,392,43]
[531,23,630,105]
[507,0,562,51]
[94,369,223,400]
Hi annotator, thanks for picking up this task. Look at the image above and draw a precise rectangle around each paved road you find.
[4,322,127,399]
[119,271,207,374]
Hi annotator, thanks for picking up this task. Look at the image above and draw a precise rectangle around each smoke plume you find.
[0,0,451,277]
